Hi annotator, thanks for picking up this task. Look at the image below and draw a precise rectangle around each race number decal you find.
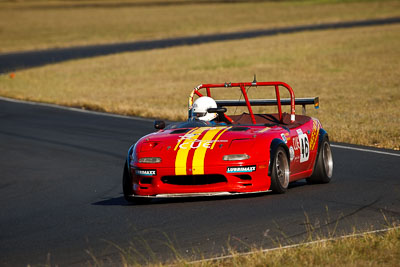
[299,133,309,163]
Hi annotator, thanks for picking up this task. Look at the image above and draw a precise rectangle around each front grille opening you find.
[161,174,227,185]
[235,174,252,180]
[140,177,153,184]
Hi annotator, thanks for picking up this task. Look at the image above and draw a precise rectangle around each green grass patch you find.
[0,0,399,53]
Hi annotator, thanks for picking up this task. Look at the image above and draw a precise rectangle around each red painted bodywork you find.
[127,82,323,197]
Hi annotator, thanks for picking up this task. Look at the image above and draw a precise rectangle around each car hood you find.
[133,126,274,168]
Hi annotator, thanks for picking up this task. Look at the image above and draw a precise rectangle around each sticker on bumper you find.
[135,169,157,176]
[227,165,256,173]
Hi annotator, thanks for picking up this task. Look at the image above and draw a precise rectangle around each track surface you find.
[1,99,399,266]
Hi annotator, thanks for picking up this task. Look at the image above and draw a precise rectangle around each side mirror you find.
[154,120,165,130]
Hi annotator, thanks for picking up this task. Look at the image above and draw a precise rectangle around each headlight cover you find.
[138,157,162,163]
[223,154,250,161]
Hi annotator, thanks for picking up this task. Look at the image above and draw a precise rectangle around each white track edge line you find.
[331,144,400,157]
[188,226,400,264]
[0,96,153,122]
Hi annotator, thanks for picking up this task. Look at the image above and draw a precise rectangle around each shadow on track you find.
[92,192,271,206]
[16,0,273,10]
[1,17,399,74]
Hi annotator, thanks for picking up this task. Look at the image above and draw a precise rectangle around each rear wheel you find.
[307,135,333,183]
[270,147,290,194]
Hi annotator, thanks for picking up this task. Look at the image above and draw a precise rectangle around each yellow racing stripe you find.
[174,127,210,175]
[257,127,271,133]
[174,127,198,151]
[210,126,231,150]
[192,127,229,175]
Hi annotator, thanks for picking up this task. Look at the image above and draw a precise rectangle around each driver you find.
[191,96,220,124]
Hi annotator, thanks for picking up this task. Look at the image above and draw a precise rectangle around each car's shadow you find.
[92,180,308,206]
[92,193,268,206]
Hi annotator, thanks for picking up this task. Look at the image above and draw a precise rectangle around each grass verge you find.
[0,0,399,53]
[182,226,400,267]
[87,225,400,266]
[1,24,399,149]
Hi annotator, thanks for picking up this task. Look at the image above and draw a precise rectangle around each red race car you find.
[123,80,333,202]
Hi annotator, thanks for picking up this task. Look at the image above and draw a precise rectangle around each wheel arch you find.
[311,128,329,174]
[126,145,135,169]
[268,138,290,176]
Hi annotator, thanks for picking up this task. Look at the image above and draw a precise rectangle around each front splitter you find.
[131,190,271,198]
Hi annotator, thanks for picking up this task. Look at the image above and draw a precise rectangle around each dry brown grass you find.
[0,0,399,53]
[183,227,400,267]
[90,226,400,266]
[1,23,399,149]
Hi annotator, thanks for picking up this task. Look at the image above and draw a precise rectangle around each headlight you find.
[223,154,250,161]
[138,157,162,163]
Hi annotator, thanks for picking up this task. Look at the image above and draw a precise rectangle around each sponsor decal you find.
[299,132,309,163]
[181,133,200,139]
[174,127,231,175]
[309,119,320,151]
[281,133,287,143]
[289,146,295,161]
[178,138,228,150]
[293,128,309,163]
[293,136,300,151]
[227,165,256,173]
[135,169,157,176]
[175,127,229,150]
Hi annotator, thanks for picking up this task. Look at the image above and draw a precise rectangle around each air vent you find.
[140,177,153,184]
[170,128,190,134]
[229,127,250,132]
[234,174,252,180]
[161,175,227,185]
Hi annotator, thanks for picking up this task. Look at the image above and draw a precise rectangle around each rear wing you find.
[188,81,319,124]
[216,97,319,114]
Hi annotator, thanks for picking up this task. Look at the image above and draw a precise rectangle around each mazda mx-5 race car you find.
[123,80,333,202]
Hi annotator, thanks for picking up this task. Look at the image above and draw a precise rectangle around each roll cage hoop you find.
[188,81,319,125]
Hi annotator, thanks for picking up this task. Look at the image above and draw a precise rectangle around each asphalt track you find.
[1,16,400,74]
[1,98,399,266]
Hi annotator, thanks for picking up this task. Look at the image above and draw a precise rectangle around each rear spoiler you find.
[216,97,319,114]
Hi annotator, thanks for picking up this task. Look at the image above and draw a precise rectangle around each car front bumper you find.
[128,163,271,197]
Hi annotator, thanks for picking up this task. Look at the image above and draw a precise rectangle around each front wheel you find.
[122,161,135,202]
[270,147,290,194]
[122,162,151,204]
[307,135,333,184]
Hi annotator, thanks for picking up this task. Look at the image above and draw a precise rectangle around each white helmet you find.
[192,96,218,121]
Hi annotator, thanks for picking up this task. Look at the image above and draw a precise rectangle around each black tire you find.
[122,161,135,202]
[270,147,290,194]
[122,162,151,204]
[307,135,333,184]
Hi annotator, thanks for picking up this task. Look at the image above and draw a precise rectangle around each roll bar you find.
[189,81,301,124]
